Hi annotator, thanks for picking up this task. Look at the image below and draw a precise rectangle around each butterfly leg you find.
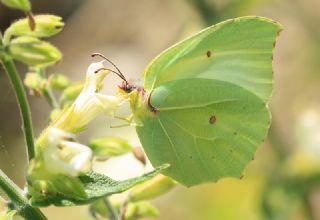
[114,115,132,122]
[111,114,138,128]
[110,123,131,128]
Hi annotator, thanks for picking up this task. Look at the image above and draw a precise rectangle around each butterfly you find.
[100,16,282,187]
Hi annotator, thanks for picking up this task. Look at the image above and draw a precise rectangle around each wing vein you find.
[157,118,186,178]
[158,98,241,111]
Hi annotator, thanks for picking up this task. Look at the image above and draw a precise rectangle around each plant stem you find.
[1,58,35,161]
[103,197,119,220]
[119,199,129,220]
[39,68,59,109]
[43,86,59,109]
[0,169,47,220]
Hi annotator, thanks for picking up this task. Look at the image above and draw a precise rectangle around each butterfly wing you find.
[134,16,281,186]
[136,78,270,186]
[143,16,282,102]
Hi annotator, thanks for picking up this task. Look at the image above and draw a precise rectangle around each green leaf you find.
[136,78,270,186]
[0,0,30,11]
[143,16,282,102]
[30,164,168,206]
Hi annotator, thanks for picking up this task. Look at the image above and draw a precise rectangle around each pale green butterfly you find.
[98,16,282,187]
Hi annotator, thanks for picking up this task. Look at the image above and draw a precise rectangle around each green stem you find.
[38,68,59,109]
[43,86,59,109]
[1,58,35,161]
[0,170,47,220]
[104,197,119,220]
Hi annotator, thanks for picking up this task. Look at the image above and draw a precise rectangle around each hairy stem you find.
[0,170,47,220]
[1,58,36,161]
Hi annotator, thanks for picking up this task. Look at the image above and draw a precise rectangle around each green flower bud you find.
[5,15,64,39]
[49,73,71,90]
[129,175,177,202]
[125,202,159,220]
[0,0,31,11]
[8,36,62,66]
[24,72,46,94]
[60,82,84,106]
[89,199,121,219]
[89,137,132,158]
[49,108,62,122]
[89,199,110,219]
[28,174,87,206]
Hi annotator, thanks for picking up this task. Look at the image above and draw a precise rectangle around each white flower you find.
[43,128,92,176]
[51,61,124,132]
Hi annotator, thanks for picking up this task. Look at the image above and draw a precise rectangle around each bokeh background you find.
[1,0,320,219]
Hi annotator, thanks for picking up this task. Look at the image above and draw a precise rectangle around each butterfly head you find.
[119,80,136,93]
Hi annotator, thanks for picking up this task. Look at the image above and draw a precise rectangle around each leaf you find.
[136,78,270,186]
[143,16,282,102]
[30,165,168,206]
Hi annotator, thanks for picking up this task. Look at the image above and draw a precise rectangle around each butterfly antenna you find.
[94,67,127,82]
[91,53,128,84]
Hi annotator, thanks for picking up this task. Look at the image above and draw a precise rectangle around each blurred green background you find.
[1,0,320,219]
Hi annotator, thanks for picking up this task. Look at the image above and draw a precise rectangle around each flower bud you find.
[0,0,31,11]
[125,202,159,220]
[49,73,71,90]
[129,174,176,202]
[27,173,86,206]
[89,137,132,159]
[89,199,121,219]
[24,72,46,95]
[89,199,110,219]
[49,109,62,122]
[60,82,84,106]
[132,147,146,165]
[8,36,62,66]
[5,15,64,39]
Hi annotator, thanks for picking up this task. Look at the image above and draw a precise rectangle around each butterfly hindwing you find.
[136,78,270,186]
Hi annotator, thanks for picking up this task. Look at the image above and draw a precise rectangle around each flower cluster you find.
[29,61,123,184]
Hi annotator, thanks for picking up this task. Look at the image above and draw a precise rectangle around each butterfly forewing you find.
[143,16,282,102]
